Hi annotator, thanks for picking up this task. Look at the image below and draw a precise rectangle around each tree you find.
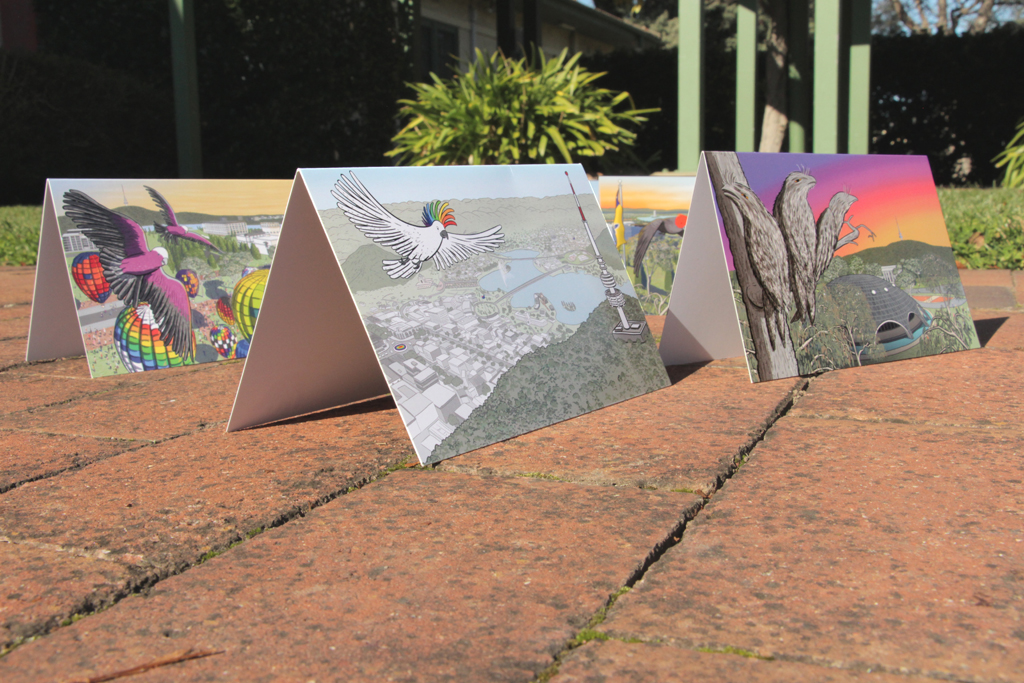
[873,0,1024,35]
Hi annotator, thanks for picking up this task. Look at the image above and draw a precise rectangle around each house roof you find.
[542,0,662,50]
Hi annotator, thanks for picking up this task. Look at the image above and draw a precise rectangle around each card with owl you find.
[660,152,980,382]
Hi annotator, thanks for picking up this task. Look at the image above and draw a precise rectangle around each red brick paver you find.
[600,416,1024,681]
[0,472,699,682]
[555,641,939,682]
[1,265,1022,682]
[441,365,802,494]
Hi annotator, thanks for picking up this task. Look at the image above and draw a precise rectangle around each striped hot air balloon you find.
[113,303,189,372]
[70,252,111,303]
[231,268,269,341]
[216,296,236,326]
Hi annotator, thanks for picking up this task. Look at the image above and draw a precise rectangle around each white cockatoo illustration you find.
[332,172,505,279]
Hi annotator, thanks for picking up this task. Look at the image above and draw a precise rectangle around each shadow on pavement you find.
[973,316,1008,347]
[246,394,398,429]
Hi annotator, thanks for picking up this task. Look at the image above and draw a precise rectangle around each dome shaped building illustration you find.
[827,274,932,356]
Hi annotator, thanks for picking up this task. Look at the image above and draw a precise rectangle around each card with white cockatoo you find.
[659,152,980,382]
[27,179,292,377]
[228,165,670,465]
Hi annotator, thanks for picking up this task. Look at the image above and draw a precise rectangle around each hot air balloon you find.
[234,339,250,359]
[216,296,236,326]
[231,268,269,341]
[113,303,188,372]
[175,269,200,298]
[208,326,239,359]
[70,252,111,303]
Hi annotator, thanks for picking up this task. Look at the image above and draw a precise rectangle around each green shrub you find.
[387,49,653,167]
[0,206,43,266]
[993,119,1024,189]
[939,187,1024,270]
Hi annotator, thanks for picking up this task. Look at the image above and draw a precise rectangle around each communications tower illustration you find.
[565,172,647,341]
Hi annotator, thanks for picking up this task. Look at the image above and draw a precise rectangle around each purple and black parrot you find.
[63,190,194,360]
[145,186,222,253]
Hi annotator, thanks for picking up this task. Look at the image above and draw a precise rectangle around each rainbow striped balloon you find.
[231,269,269,341]
[113,304,186,372]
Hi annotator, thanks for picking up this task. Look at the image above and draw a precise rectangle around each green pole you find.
[813,0,841,153]
[787,0,810,152]
[735,0,757,152]
[169,0,202,177]
[847,0,871,154]
[677,0,703,174]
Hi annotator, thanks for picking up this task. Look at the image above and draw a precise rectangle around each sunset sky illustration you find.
[734,153,950,259]
[598,175,694,213]
[50,179,292,218]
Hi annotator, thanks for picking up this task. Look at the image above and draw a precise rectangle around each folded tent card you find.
[27,179,293,376]
[597,175,695,316]
[228,164,671,464]
[660,152,980,381]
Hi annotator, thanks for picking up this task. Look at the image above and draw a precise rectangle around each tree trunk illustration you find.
[705,152,799,380]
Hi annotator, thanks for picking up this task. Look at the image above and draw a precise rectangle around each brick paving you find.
[0,266,1021,682]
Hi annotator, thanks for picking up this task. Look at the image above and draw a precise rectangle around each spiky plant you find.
[386,48,654,166]
[994,118,1024,189]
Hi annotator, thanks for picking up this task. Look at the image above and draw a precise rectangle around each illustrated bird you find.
[332,172,505,279]
[813,191,858,283]
[63,189,194,360]
[772,171,817,323]
[144,186,222,252]
[632,215,686,282]
[721,182,791,351]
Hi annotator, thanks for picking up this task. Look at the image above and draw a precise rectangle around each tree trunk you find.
[759,0,789,153]
[705,152,799,380]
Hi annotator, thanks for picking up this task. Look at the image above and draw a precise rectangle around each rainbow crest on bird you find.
[423,200,456,228]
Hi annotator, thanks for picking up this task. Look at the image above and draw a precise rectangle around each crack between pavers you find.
[0,418,233,497]
[0,449,416,659]
[531,378,810,683]
[786,411,1023,432]
[547,633,998,683]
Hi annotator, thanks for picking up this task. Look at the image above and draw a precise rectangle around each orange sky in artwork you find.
[740,153,951,260]
[51,179,293,216]
[832,176,950,257]
[598,176,694,212]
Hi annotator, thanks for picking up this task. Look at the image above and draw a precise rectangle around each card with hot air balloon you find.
[228,164,671,465]
[659,152,980,382]
[597,175,695,316]
[27,179,292,377]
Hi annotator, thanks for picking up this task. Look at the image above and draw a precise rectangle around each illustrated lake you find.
[479,251,607,325]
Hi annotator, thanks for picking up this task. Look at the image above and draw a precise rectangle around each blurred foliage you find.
[580,4,737,173]
[3,0,406,205]
[993,119,1024,189]
[0,50,177,205]
[0,206,43,266]
[939,187,1024,270]
[871,27,1024,186]
[387,49,653,167]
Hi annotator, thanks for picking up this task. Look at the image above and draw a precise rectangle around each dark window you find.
[421,18,459,80]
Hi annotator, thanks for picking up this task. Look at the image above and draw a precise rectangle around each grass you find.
[2,187,1022,269]
[938,187,1024,270]
[0,206,42,266]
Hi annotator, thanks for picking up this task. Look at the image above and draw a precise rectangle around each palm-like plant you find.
[994,118,1024,189]
[387,49,654,166]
